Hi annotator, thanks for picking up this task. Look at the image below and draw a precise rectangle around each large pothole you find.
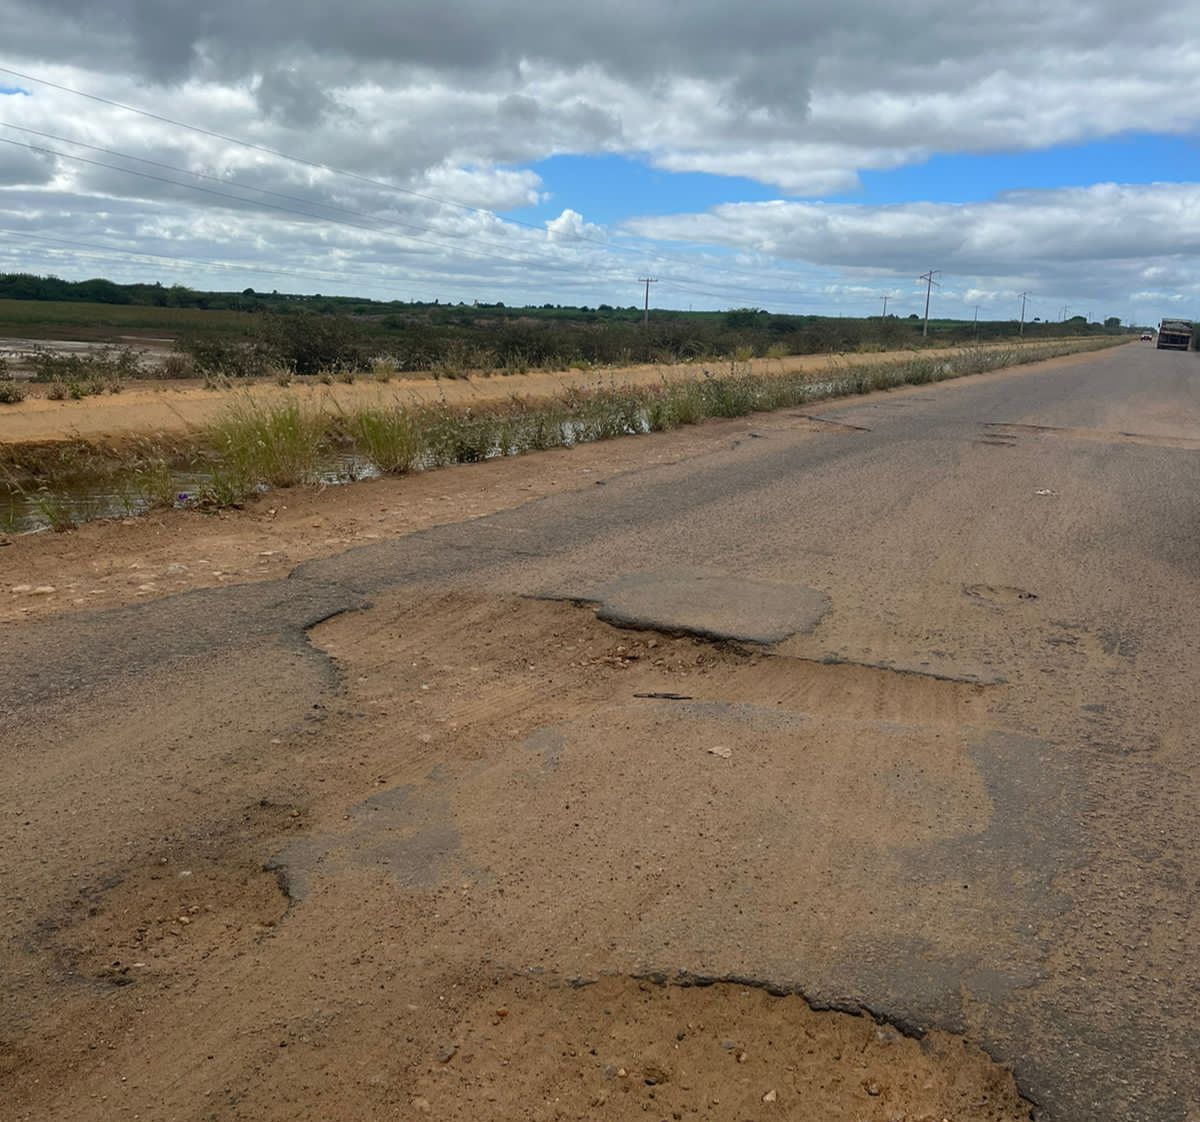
[408,974,1032,1121]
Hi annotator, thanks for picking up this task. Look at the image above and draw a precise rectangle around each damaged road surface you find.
[2,343,1198,1121]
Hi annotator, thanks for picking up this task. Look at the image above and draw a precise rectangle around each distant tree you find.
[1104,316,1121,327]
[75,277,132,304]
[724,307,765,329]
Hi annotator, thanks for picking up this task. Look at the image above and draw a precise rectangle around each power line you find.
[0,225,837,316]
[0,120,511,249]
[0,226,418,295]
[0,134,541,270]
[0,69,952,316]
[0,65,518,225]
[0,64,826,299]
[5,120,798,298]
[0,131,835,313]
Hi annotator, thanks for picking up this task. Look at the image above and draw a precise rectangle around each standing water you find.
[1,452,379,534]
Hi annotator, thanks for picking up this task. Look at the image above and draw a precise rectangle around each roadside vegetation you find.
[2,335,1124,532]
[1,272,1140,371]
[153,303,1145,377]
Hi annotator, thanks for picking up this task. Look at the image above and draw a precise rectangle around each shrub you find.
[156,352,195,379]
[176,336,271,379]
[371,357,400,382]
[257,311,367,375]
[26,345,141,385]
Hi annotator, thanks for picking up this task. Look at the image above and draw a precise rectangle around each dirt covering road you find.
[2,342,1198,1121]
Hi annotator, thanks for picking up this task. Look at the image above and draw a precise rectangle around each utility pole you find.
[918,270,941,338]
[1018,291,1030,336]
[638,277,658,328]
[1060,304,1070,322]
[973,304,980,339]
[881,294,889,319]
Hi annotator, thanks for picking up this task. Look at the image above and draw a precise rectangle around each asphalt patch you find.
[580,568,831,644]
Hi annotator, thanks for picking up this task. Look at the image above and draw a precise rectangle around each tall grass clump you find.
[561,385,646,443]
[421,404,506,465]
[204,397,328,489]
[347,406,422,473]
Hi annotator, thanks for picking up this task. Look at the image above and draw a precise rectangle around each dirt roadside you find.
[0,339,1088,445]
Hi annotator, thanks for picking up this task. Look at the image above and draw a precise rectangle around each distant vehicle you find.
[1141,332,1154,341]
[1156,319,1192,350]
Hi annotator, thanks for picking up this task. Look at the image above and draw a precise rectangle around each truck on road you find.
[1156,319,1193,350]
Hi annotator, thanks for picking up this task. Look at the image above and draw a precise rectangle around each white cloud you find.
[0,1,1197,319]
[545,209,606,243]
[626,183,1200,268]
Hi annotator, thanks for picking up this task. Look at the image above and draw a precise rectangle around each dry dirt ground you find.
[1,590,1031,1122]
[2,343,1197,1122]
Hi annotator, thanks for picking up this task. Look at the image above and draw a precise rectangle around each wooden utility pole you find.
[638,277,658,327]
[1018,291,1030,336]
[918,270,941,337]
[881,294,889,319]
[973,304,980,339]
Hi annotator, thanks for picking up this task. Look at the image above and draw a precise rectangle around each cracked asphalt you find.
[2,342,1198,1121]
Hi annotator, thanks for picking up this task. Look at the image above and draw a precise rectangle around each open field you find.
[0,299,253,341]
[0,287,1137,376]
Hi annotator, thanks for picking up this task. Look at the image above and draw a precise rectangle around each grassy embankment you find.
[0,336,1125,532]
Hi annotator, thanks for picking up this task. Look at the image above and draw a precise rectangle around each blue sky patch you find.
[506,153,778,226]
[506,134,1200,233]
[832,133,1200,205]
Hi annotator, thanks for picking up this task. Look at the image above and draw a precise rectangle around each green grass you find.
[203,396,329,491]
[0,299,254,341]
[3,336,1126,532]
[345,406,422,473]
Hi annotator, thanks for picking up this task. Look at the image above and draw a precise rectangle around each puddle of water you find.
[0,414,644,534]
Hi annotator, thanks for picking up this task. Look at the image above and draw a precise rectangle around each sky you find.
[1,1,1199,323]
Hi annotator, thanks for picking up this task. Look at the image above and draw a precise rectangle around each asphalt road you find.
[3,342,1198,1121]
